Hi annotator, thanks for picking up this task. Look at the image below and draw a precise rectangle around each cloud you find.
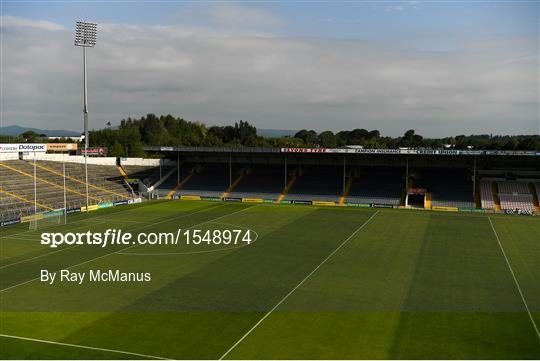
[1,15,66,31]
[386,6,405,12]
[1,15,538,137]
[385,1,423,12]
[208,3,284,28]
[168,3,284,32]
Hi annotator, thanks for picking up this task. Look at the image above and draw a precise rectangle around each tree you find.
[55,114,540,153]
[318,131,337,148]
[517,136,540,150]
[403,129,415,139]
[367,130,380,139]
[399,129,423,147]
[294,130,318,145]
[350,128,369,141]
[109,142,124,157]
[236,120,258,146]
[21,130,40,142]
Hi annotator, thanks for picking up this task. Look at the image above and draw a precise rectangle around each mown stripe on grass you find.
[0,199,173,238]
[489,217,540,340]
[388,214,539,359]
[218,210,429,359]
[0,202,234,293]
[0,333,169,360]
[220,211,379,359]
[50,209,375,359]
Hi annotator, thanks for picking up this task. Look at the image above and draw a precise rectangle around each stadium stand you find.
[277,170,298,203]
[497,180,535,213]
[480,180,495,210]
[534,182,540,211]
[156,170,182,197]
[227,165,284,200]
[1,160,93,209]
[338,175,354,205]
[0,159,132,221]
[498,194,535,213]
[221,166,250,198]
[413,169,473,208]
[122,165,173,186]
[346,167,403,205]
[0,189,51,220]
[285,166,343,202]
[36,161,131,198]
[497,181,529,195]
[165,163,231,198]
[2,149,539,222]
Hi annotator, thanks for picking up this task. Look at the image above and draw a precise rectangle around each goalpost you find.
[27,157,68,229]
[28,212,66,230]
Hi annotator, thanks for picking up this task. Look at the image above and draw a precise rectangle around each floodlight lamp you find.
[74,21,97,47]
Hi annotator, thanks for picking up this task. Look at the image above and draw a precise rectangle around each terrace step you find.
[338,176,354,205]
[222,166,250,199]
[0,187,54,211]
[474,178,481,208]
[118,165,129,180]
[32,161,130,200]
[0,162,103,203]
[492,182,501,212]
[424,192,432,209]
[277,172,298,203]
[167,165,198,199]
[528,182,540,213]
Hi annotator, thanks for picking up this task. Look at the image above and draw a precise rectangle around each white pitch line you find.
[219,210,380,360]
[0,333,170,360]
[100,218,140,223]
[0,205,226,273]
[0,203,227,293]
[117,221,260,256]
[0,246,77,270]
[488,217,540,341]
[2,199,184,238]
[1,237,42,242]
[0,203,251,293]
[4,220,108,242]
[2,220,107,241]
[116,204,260,256]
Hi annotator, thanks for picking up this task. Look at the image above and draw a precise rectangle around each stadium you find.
[0,144,539,359]
[2,145,540,219]
[1,1,539,360]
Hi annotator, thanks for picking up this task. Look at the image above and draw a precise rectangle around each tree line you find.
[89,114,540,156]
[3,114,539,156]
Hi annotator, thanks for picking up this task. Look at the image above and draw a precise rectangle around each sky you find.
[0,1,538,137]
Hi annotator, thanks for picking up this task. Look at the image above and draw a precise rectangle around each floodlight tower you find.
[74,21,97,212]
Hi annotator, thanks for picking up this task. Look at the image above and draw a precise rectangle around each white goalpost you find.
[28,213,64,230]
[27,156,69,230]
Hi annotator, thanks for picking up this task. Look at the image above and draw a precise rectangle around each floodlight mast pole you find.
[74,21,97,213]
[83,45,88,150]
[83,46,89,212]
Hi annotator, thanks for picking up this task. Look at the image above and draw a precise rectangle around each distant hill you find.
[257,128,297,138]
[0,124,290,138]
[0,125,80,137]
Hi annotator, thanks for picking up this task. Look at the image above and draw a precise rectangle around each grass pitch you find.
[0,200,539,359]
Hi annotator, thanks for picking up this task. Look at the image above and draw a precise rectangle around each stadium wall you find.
[0,153,18,161]
[1,197,143,227]
[21,153,118,165]
[19,154,177,167]
[120,157,176,167]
